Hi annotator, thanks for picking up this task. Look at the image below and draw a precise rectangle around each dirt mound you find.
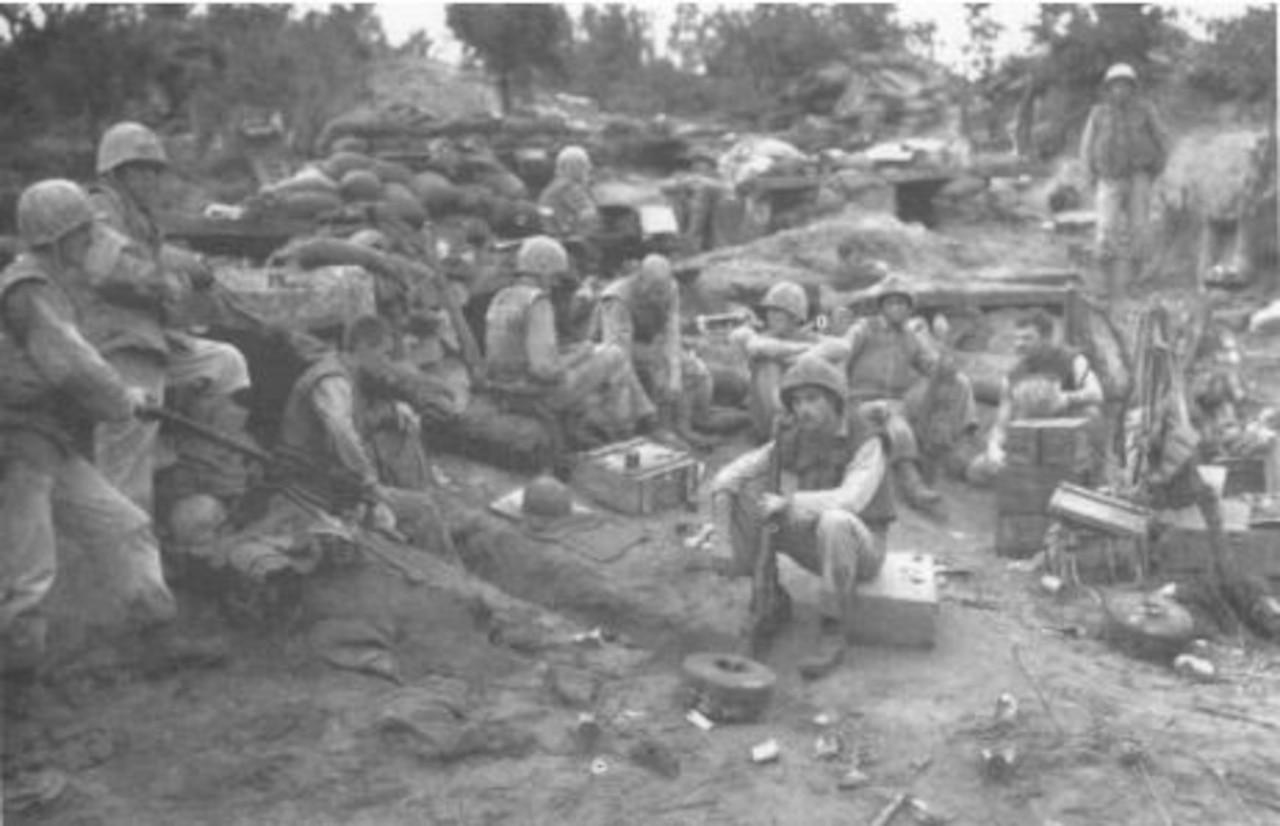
[688,206,1071,312]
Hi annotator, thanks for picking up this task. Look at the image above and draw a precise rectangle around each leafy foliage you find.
[445,4,571,114]
[1184,6,1277,104]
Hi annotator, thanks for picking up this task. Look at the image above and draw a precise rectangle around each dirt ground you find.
[6,436,1279,826]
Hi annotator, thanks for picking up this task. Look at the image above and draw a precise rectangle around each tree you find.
[446,4,571,114]
[571,5,650,101]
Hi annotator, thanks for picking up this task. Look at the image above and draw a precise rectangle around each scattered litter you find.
[837,767,871,790]
[571,627,613,646]
[1174,654,1218,682]
[589,757,609,776]
[572,713,603,752]
[685,709,715,731]
[814,732,843,760]
[1008,551,1046,573]
[750,738,781,763]
[813,712,835,727]
[980,745,1019,781]
[682,523,716,551]
[1040,575,1064,595]
[906,795,951,825]
[994,693,1019,726]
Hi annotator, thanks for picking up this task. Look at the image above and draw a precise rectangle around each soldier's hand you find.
[125,386,160,416]
[759,493,789,520]
[393,402,420,434]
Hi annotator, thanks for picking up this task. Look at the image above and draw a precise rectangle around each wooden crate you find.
[571,438,700,515]
[1048,483,1151,538]
[1153,500,1280,580]
[846,553,938,648]
[997,464,1084,516]
[1005,418,1091,470]
[995,514,1051,558]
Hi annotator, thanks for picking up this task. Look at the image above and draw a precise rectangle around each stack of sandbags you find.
[246,148,426,228]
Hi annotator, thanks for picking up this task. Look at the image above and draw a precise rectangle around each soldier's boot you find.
[895,459,943,511]
[798,616,846,681]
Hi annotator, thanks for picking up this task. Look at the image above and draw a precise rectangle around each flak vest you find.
[0,257,97,449]
[774,413,896,530]
[1087,100,1165,181]
[846,318,921,402]
[279,354,363,459]
[485,282,547,384]
[600,276,673,344]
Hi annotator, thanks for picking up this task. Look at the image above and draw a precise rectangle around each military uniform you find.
[0,253,174,669]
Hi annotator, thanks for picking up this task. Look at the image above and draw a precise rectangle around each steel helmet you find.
[761,281,809,321]
[555,145,591,181]
[97,121,169,175]
[1103,63,1138,86]
[516,235,569,278]
[639,252,673,281]
[779,355,847,413]
[17,179,95,248]
[522,475,572,519]
[872,273,915,309]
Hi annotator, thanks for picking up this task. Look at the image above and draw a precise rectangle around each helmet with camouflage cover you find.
[97,121,169,175]
[555,145,591,182]
[522,475,572,519]
[871,273,915,309]
[760,281,808,322]
[17,179,95,248]
[779,355,847,413]
[516,235,570,279]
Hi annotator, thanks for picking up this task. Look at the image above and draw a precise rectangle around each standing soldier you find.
[538,145,601,240]
[88,121,253,517]
[0,181,184,681]
[1080,63,1171,300]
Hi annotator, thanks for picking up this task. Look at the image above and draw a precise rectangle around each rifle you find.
[138,405,374,516]
[743,417,787,657]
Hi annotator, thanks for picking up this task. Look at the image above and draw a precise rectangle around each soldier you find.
[485,236,656,447]
[710,357,893,679]
[595,252,720,445]
[277,315,453,554]
[971,310,1105,484]
[0,181,203,683]
[1080,63,1171,299]
[821,276,972,512]
[732,281,836,441]
[538,145,600,240]
[88,121,252,515]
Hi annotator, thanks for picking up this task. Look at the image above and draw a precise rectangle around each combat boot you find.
[895,460,942,511]
[798,616,846,681]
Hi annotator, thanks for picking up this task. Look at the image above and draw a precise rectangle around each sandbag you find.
[385,182,428,227]
[268,189,343,220]
[476,169,528,201]
[264,165,339,198]
[331,136,370,155]
[411,171,461,214]
[372,159,416,188]
[322,150,377,181]
[340,169,385,203]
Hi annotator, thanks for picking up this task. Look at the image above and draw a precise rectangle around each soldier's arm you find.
[989,378,1014,456]
[742,328,821,362]
[598,296,634,350]
[311,375,380,486]
[789,436,886,520]
[83,227,176,308]
[3,282,133,422]
[1066,353,1104,407]
[1079,107,1099,183]
[663,284,683,395]
[910,325,941,378]
[525,295,564,384]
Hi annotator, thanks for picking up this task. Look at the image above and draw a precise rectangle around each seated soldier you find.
[484,236,655,447]
[594,253,726,446]
[710,357,894,680]
[731,281,838,441]
[277,315,453,555]
[538,145,600,240]
[971,310,1105,484]
[815,275,977,512]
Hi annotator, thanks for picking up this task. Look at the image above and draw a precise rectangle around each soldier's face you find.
[1014,326,1044,356]
[121,164,163,205]
[56,224,96,269]
[880,296,911,326]
[765,308,797,335]
[790,387,839,432]
[1107,80,1135,103]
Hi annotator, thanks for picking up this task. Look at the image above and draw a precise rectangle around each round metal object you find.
[681,651,777,723]
[1103,591,1196,662]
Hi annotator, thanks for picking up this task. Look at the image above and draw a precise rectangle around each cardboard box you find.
[995,514,1051,558]
[846,552,938,648]
[572,438,700,515]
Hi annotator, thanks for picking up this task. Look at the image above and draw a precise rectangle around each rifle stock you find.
[744,417,787,656]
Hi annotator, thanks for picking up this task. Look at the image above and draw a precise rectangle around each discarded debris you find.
[994,693,1019,727]
[1173,654,1218,682]
[750,738,781,764]
[837,767,871,790]
[571,713,602,753]
[1040,574,1065,595]
[814,732,843,760]
[685,709,715,732]
[980,745,1019,781]
[589,757,609,776]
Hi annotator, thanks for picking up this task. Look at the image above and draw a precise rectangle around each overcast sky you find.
[371,1,1262,73]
